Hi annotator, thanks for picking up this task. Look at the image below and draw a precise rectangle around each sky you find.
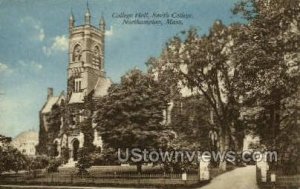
[0,0,242,138]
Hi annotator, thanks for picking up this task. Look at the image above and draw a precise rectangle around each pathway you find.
[199,165,259,189]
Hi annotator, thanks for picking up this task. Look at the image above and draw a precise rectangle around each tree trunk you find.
[219,128,230,171]
[273,100,280,144]
[269,99,280,171]
[230,121,244,166]
[267,97,281,147]
[137,163,142,173]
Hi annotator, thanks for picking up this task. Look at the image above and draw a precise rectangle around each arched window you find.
[92,45,101,67]
[73,44,82,62]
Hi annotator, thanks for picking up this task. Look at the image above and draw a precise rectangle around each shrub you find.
[29,156,49,170]
[76,147,93,177]
[47,158,62,173]
[61,147,70,164]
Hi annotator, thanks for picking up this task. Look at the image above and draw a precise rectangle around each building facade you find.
[12,130,38,157]
[37,7,111,165]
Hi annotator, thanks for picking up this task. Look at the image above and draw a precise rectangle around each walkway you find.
[199,166,259,189]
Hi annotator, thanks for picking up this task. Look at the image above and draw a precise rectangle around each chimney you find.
[47,88,53,100]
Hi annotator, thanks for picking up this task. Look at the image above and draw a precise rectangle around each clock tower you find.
[67,7,106,101]
[37,7,111,163]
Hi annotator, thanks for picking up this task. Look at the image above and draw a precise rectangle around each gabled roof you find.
[41,96,59,114]
[93,77,112,98]
[67,77,112,104]
[69,92,84,104]
[41,92,65,114]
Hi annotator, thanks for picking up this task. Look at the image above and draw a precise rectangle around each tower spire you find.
[99,13,105,32]
[70,8,74,19]
[85,1,91,25]
[69,8,75,30]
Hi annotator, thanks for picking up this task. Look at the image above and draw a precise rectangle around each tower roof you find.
[85,1,91,17]
[13,131,38,143]
[100,15,105,25]
[84,1,91,24]
[69,9,74,20]
[85,9,91,17]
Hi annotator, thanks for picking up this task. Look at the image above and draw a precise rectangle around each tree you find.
[233,0,300,172]
[28,156,49,171]
[233,0,300,149]
[47,158,62,173]
[95,69,174,173]
[75,92,96,175]
[169,95,211,150]
[0,147,5,174]
[60,147,69,164]
[75,117,95,176]
[80,92,96,153]
[46,104,63,157]
[9,148,27,174]
[276,89,300,174]
[92,145,119,165]
[0,145,27,174]
[76,147,93,176]
[161,23,246,170]
[147,50,212,150]
[147,49,215,170]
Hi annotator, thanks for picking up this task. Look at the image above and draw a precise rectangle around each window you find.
[92,45,101,67]
[75,81,78,92]
[74,78,82,92]
[70,114,75,125]
[73,44,82,62]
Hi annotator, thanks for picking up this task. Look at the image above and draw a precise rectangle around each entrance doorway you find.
[72,139,79,161]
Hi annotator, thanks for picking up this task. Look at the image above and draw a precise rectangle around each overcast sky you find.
[0,0,242,137]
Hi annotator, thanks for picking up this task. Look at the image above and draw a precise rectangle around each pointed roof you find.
[93,77,112,98]
[41,91,65,114]
[85,1,91,17]
[69,9,74,20]
[100,14,105,25]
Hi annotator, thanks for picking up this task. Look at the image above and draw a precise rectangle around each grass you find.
[58,165,164,175]
[0,165,240,188]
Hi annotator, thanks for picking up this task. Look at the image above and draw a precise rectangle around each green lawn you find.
[58,165,164,175]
